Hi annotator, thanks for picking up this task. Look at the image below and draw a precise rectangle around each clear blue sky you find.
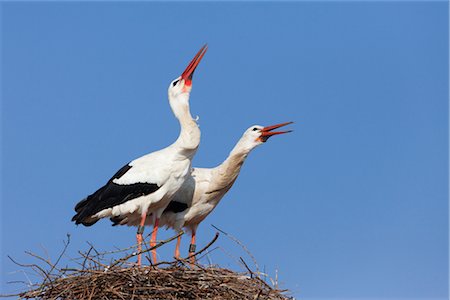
[1,2,448,299]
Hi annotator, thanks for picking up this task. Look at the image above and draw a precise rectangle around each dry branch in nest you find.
[8,232,292,300]
[20,266,290,300]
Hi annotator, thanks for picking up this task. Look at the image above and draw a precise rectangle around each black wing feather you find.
[163,201,188,214]
[110,215,125,226]
[72,163,159,226]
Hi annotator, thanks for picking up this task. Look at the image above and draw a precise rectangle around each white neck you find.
[210,136,255,194]
[218,137,253,175]
[169,92,201,159]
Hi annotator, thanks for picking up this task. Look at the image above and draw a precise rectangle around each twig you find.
[240,257,254,278]
[7,256,52,289]
[254,289,263,300]
[23,251,54,270]
[182,232,219,261]
[109,231,184,268]
[86,241,100,256]
[196,246,219,262]
[211,224,260,273]
[81,245,94,271]
[46,233,71,280]
[171,232,220,269]
[78,249,109,269]
[240,256,276,291]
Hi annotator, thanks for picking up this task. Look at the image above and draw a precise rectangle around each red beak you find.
[259,121,293,142]
[181,44,208,86]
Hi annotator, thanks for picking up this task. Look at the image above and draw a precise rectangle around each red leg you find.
[150,217,159,264]
[174,234,182,259]
[189,229,197,265]
[136,210,147,266]
[136,231,143,266]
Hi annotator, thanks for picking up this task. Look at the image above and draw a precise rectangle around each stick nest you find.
[10,232,292,299]
[20,266,290,299]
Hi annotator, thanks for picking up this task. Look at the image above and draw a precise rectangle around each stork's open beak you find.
[259,121,293,142]
[181,44,208,86]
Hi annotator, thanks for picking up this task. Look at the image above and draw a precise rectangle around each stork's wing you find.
[163,200,189,213]
[72,163,160,226]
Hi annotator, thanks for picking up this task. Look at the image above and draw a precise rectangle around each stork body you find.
[111,122,292,261]
[72,45,207,265]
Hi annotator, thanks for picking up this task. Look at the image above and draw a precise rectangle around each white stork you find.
[72,45,208,265]
[111,122,292,262]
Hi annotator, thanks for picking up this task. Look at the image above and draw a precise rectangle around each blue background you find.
[1,2,448,299]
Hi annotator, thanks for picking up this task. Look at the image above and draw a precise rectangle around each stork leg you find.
[174,234,182,259]
[188,229,197,266]
[136,210,148,266]
[150,217,159,264]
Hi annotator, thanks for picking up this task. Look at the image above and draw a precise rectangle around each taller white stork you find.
[111,122,292,262]
[72,45,208,265]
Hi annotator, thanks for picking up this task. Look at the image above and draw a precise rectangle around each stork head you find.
[168,44,208,99]
[239,122,293,151]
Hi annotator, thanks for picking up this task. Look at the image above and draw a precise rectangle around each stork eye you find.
[252,127,258,131]
[172,79,180,87]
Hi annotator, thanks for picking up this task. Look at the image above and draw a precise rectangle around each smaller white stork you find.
[111,122,292,262]
[72,45,207,265]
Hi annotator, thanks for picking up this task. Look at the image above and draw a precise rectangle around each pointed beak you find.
[259,121,293,142]
[181,44,208,86]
